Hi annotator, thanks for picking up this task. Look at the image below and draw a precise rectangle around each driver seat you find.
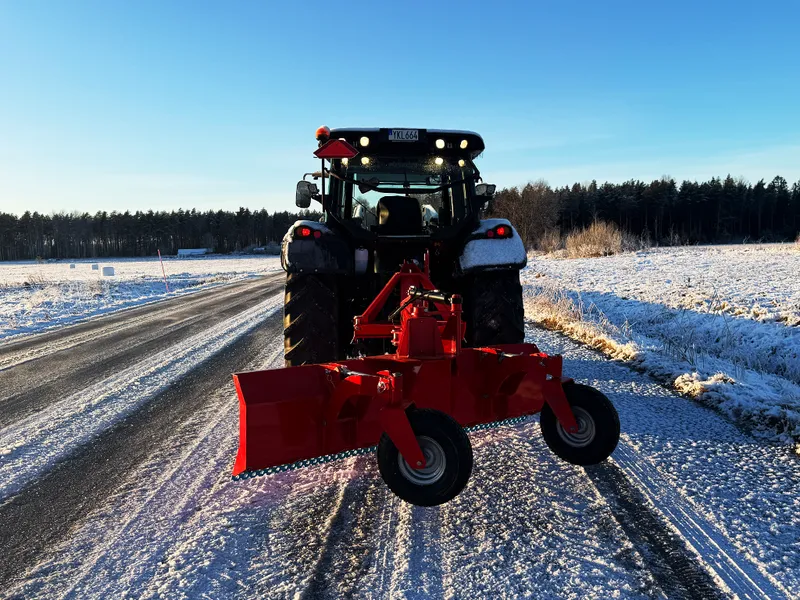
[376,196,423,235]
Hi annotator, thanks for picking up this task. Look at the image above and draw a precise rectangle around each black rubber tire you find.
[377,409,473,507]
[283,274,340,367]
[464,270,524,346]
[540,382,620,465]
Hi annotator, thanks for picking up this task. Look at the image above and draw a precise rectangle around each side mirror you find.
[296,181,318,208]
[475,183,496,197]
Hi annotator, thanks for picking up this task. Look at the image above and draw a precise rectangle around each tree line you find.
[490,175,800,248]
[2,173,799,260]
[0,208,322,261]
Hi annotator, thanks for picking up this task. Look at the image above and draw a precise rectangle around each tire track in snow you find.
[389,502,445,599]
[0,299,284,590]
[2,332,288,598]
[388,501,415,596]
[371,488,402,597]
[245,457,402,599]
[299,468,386,599]
[247,470,352,599]
[147,459,363,599]
[0,293,283,503]
[604,442,790,600]
[435,422,661,599]
[0,275,283,427]
[585,459,727,600]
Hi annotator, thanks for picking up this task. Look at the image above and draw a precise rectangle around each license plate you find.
[388,129,419,142]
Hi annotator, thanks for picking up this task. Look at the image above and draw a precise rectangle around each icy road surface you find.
[1,275,797,599]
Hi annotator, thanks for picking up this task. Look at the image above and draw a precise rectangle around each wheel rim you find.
[556,406,596,447]
[398,436,447,486]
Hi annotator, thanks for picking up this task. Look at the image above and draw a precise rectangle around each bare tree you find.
[492,179,560,248]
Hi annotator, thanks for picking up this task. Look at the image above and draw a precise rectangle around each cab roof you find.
[329,128,485,159]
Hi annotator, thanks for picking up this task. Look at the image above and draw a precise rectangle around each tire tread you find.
[465,271,524,346]
[283,274,339,366]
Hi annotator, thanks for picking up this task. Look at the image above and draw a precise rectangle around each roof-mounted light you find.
[435,138,445,149]
[460,139,468,149]
[361,156,371,165]
[458,159,466,167]
[315,126,330,142]
[360,136,370,147]
[434,157,444,166]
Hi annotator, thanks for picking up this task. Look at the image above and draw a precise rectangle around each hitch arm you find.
[377,371,426,469]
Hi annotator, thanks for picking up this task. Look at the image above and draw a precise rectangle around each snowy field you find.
[522,243,800,447]
[0,255,282,340]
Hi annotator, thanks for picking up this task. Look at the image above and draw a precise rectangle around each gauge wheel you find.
[377,409,473,507]
[540,382,620,465]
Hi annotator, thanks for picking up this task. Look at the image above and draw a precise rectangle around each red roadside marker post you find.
[158,249,170,293]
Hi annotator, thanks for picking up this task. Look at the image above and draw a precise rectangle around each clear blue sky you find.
[1,0,799,215]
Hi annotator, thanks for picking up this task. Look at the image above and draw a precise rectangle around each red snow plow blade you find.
[232,346,574,477]
[232,261,619,506]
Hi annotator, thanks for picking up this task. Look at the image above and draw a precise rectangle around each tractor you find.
[283,127,526,366]
[230,127,620,507]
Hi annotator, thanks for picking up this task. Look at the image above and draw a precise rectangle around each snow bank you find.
[0,255,282,340]
[522,244,800,447]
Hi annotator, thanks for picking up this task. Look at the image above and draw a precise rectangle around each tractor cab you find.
[296,128,495,249]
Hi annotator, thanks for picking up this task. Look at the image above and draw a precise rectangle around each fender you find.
[457,218,527,275]
[281,220,353,275]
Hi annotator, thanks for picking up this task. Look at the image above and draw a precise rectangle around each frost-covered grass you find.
[564,220,641,258]
[522,243,800,446]
[0,255,282,340]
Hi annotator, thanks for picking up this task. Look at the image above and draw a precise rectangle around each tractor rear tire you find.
[465,270,525,346]
[540,382,620,465]
[283,274,340,367]
[377,409,473,507]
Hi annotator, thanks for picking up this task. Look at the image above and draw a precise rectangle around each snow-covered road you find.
[2,287,797,599]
